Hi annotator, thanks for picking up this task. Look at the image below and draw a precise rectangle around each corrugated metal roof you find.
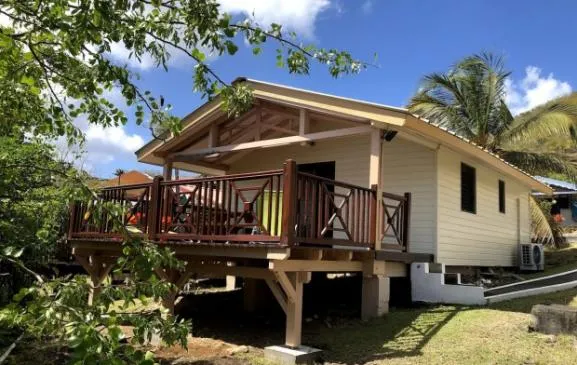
[535,176,577,191]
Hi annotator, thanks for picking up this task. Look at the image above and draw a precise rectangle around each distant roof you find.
[535,176,577,191]
[101,170,154,187]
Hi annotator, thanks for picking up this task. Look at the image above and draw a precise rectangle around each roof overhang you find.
[135,78,552,194]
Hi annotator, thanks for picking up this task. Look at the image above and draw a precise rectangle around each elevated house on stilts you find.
[67,78,552,354]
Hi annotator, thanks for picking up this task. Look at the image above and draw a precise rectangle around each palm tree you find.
[113,169,125,186]
[408,53,577,244]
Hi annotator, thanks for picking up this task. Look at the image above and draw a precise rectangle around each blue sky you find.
[79,0,577,178]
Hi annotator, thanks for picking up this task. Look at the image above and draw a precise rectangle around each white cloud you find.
[505,66,572,115]
[361,0,373,14]
[54,85,147,175]
[107,38,208,71]
[0,13,11,27]
[56,122,146,176]
[218,0,331,39]
[108,42,157,71]
[85,125,145,154]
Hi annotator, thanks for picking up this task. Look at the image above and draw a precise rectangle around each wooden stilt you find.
[155,267,193,315]
[273,271,308,348]
[76,255,116,305]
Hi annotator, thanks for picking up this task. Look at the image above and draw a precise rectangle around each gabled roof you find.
[135,78,552,194]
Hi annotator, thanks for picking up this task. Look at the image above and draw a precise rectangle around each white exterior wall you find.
[381,137,437,255]
[226,131,533,267]
[436,146,531,267]
[229,134,371,187]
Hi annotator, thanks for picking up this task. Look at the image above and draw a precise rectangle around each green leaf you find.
[191,48,206,62]
[225,41,238,56]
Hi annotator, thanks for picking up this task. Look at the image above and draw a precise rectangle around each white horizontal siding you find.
[436,146,531,267]
[381,137,437,255]
[229,134,371,187]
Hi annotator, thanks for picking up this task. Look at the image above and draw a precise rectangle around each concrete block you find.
[411,263,486,305]
[264,345,323,365]
[361,275,390,320]
[531,304,577,335]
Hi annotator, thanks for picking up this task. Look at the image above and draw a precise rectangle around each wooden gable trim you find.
[169,126,373,162]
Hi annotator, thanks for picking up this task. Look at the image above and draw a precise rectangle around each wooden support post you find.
[370,184,378,246]
[147,176,163,240]
[209,124,219,148]
[370,129,383,250]
[76,255,116,306]
[255,109,262,141]
[226,262,237,290]
[283,272,306,348]
[155,267,193,315]
[299,109,309,136]
[163,160,173,181]
[403,192,412,252]
[68,202,77,239]
[243,278,272,312]
[281,159,297,246]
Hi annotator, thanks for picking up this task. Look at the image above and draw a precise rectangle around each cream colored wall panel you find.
[437,146,531,267]
[381,137,437,255]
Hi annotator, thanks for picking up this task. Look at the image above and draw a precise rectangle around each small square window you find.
[499,180,506,213]
[461,163,476,214]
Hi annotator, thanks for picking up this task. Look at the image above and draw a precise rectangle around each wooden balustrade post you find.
[147,176,163,240]
[281,159,297,246]
[370,184,378,249]
[403,192,412,252]
[68,202,78,239]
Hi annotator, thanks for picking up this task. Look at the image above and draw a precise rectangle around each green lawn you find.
[4,289,577,364]
[293,289,577,365]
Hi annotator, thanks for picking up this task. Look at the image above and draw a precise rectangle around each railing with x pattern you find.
[68,160,411,250]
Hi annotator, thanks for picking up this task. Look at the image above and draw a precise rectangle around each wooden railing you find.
[294,172,376,247]
[155,170,284,243]
[68,160,411,250]
[69,183,152,239]
[380,191,411,252]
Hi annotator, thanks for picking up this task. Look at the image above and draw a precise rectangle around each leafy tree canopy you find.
[0,0,365,144]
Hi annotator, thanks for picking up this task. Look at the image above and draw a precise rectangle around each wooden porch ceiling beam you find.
[214,114,293,165]
[169,126,373,160]
[181,159,230,172]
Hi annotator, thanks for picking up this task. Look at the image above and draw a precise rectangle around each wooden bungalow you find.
[68,78,552,350]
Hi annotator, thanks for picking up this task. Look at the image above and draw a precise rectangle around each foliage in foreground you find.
[0,0,366,363]
[0,137,76,303]
[0,0,365,143]
[408,53,577,245]
[0,137,189,364]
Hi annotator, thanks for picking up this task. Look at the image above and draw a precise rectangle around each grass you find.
[522,243,577,279]
[4,289,577,364]
[296,289,577,365]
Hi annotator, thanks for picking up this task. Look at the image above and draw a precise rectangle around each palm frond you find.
[529,196,557,244]
[503,93,577,145]
[409,52,512,147]
[499,149,577,181]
